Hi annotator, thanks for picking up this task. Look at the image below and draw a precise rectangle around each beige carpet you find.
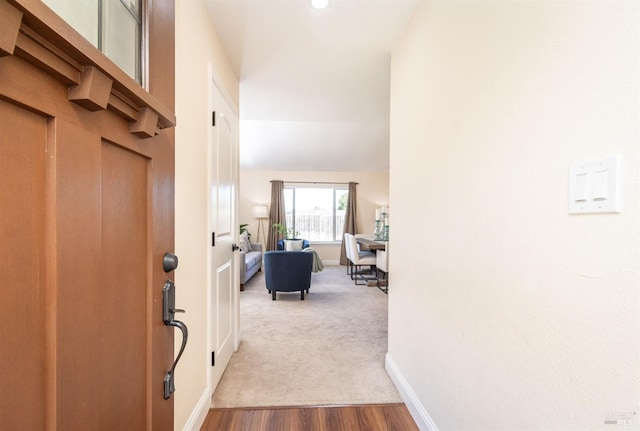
[211,265,402,408]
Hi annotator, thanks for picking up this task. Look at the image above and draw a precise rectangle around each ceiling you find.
[204,0,419,172]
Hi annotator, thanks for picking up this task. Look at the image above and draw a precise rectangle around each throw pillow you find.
[284,239,304,251]
[239,231,252,252]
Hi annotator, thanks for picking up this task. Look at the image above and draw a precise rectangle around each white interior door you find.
[208,75,239,393]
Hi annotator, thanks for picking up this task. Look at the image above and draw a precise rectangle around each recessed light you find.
[311,0,329,10]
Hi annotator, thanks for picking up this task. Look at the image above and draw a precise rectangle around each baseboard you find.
[385,353,439,431]
[181,387,212,431]
[322,260,340,266]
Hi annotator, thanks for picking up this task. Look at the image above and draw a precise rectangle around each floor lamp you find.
[252,205,269,245]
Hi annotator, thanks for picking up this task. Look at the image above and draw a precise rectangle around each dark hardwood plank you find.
[356,405,388,431]
[381,405,421,431]
[325,406,360,431]
[201,404,419,431]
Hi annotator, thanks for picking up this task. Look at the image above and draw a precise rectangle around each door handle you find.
[163,252,179,273]
[232,243,240,251]
[162,279,188,400]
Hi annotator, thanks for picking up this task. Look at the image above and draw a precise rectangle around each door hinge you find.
[211,351,215,366]
[212,111,216,126]
[212,232,215,247]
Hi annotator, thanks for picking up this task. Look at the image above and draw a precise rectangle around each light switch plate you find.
[569,155,620,214]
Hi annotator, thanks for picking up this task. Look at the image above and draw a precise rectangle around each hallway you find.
[211,266,399,408]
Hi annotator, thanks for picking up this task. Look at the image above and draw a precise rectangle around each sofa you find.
[240,242,263,290]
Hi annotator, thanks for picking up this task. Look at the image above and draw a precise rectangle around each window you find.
[283,185,348,243]
[44,0,143,83]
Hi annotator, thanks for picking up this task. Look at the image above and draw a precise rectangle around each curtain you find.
[340,182,358,265]
[267,180,285,251]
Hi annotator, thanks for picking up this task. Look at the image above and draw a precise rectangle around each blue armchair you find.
[264,251,313,300]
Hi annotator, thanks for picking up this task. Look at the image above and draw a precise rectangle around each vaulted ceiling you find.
[204,0,419,172]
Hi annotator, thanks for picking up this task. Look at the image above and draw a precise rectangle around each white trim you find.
[206,61,241,391]
[181,387,212,431]
[322,259,340,266]
[385,353,439,431]
[205,60,215,401]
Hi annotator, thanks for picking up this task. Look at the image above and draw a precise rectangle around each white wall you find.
[239,169,389,263]
[388,1,639,430]
[174,1,238,429]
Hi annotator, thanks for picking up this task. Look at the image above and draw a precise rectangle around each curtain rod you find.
[270,180,358,185]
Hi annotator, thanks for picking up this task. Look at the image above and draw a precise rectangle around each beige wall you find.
[239,169,389,263]
[388,1,639,430]
[174,0,238,429]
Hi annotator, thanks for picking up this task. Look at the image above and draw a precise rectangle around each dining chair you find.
[344,233,376,285]
[376,245,388,294]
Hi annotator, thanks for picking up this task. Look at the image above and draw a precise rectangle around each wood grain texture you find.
[0,97,48,431]
[0,0,22,56]
[201,404,419,431]
[0,0,176,428]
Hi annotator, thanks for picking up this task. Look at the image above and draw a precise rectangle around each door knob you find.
[163,252,179,272]
[232,243,240,251]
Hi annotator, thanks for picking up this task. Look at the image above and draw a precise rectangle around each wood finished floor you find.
[201,403,419,431]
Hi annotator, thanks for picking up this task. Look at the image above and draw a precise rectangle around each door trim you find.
[3,0,175,135]
[206,61,240,397]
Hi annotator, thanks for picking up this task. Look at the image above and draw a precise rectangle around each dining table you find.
[355,237,387,251]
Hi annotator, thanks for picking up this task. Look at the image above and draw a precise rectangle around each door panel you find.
[97,141,148,428]
[217,119,233,237]
[56,136,150,428]
[52,117,166,430]
[209,81,238,392]
[0,99,48,431]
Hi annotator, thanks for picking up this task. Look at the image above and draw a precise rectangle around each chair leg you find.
[300,290,304,300]
[272,290,276,300]
[353,265,376,285]
[376,269,388,293]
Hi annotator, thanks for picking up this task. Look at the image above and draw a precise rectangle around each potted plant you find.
[240,224,251,239]
[272,223,303,250]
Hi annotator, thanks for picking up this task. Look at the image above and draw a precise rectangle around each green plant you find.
[240,224,251,239]
[271,223,299,239]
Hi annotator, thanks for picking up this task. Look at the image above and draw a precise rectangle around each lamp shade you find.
[252,205,269,218]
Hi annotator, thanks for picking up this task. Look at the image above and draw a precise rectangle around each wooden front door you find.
[0,1,176,429]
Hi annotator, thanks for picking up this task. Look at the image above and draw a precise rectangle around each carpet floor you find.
[211,265,402,408]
